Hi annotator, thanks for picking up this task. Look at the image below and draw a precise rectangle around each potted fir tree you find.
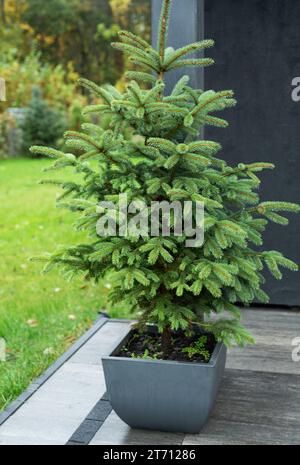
[31,0,299,434]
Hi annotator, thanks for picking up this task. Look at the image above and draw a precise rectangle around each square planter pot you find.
[102,325,227,434]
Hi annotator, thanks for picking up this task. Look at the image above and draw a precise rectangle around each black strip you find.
[248,303,300,312]
[66,393,112,445]
[0,314,109,426]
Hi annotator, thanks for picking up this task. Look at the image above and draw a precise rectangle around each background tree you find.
[21,0,150,84]
[22,86,66,154]
[1,1,151,90]
[1,0,6,24]
[0,0,151,156]
[0,0,29,58]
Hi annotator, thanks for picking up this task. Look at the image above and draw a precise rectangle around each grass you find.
[0,157,129,411]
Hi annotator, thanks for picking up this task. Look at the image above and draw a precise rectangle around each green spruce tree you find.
[31,0,299,354]
[22,86,66,156]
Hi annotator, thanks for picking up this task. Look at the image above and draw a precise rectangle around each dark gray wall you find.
[152,0,300,306]
[205,0,300,306]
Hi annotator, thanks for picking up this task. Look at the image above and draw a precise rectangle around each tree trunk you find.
[0,0,6,25]
[161,325,172,357]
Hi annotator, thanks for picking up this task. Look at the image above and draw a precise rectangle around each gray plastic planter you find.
[102,325,227,434]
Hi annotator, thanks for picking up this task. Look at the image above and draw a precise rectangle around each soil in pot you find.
[115,328,217,363]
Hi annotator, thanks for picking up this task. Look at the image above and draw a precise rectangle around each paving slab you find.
[90,411,184,446]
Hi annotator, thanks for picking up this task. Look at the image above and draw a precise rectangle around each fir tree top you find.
[31,0,299,348]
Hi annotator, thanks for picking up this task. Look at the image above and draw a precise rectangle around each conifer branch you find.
[30,146,66,159]
[118,30,151,51]
[157,0,172,64]
[167,58,215,71]
[163,40,215,68]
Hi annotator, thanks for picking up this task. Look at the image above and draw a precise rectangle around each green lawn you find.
[0,158,129,411]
